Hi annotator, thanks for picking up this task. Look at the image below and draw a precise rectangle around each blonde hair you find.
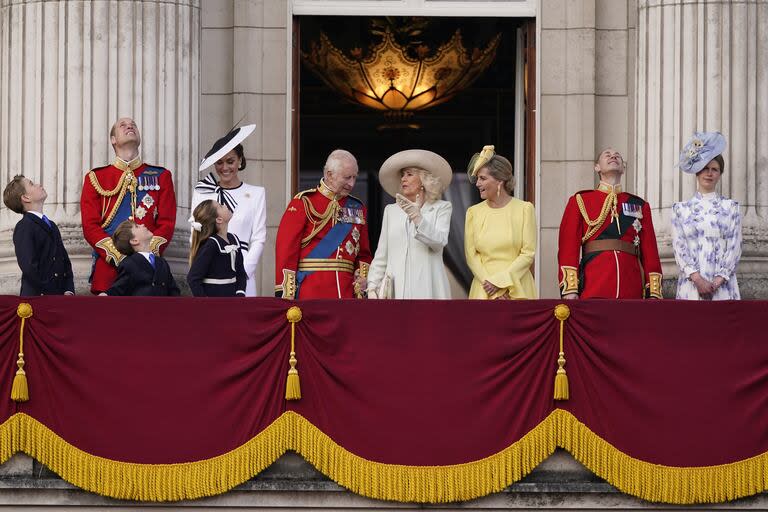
[2,175,27,214]
[402,167,443,203]
[189,200,219,265]
[471,155,515,195]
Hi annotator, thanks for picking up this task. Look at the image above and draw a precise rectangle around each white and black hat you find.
[198,124,256,172]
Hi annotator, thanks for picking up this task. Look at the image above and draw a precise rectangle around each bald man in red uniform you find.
[275,149,371,299]
[557,148,662,299]
[80,117,177,294]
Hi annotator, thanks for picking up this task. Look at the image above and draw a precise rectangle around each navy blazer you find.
[13,212,74,296]
[106,253,181,296]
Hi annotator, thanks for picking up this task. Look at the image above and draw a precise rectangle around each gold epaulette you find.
[293,188,316,199]
[95,237,125,266]
[149,236,168,255]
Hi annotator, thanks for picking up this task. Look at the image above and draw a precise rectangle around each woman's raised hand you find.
[396,194,423,226]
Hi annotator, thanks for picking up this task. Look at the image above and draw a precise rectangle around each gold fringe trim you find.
[0,413,288,501]
[1,410,767,504]
[0,415,19,465]
[288,411,555,503]
[552,409,768,504]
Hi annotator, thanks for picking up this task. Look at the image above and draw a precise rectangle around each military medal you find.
[339,207,365,224]
[622,203,643,218]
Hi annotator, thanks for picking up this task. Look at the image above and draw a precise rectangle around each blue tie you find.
[148,253,156,268]
[42,215,51,228]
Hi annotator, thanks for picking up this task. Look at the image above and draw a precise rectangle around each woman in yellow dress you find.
[464,145,537,299]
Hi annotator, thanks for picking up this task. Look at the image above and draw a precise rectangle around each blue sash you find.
[89,167,164,278]
[295,197,362,296]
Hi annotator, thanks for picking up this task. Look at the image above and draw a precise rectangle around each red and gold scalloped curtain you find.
[1,296,767,503]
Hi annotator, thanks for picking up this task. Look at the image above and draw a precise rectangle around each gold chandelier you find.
[302,28,501,119]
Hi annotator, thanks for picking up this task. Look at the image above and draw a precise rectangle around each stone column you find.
[200,0,288,296]
[0,0,200,293]
[539,0,598,299]
[636,0,768,298]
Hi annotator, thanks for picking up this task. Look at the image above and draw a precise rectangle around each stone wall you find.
[0,0,200,294]
[635,0,768,299]
[538,0,638,298]
[200,0,289,296]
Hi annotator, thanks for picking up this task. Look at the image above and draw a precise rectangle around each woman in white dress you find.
[367,149,453,299]
[672,131,741,300]
[192,125,267,296]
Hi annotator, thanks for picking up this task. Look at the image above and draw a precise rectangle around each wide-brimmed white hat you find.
[199,124,256,171]
[378,149,452,198]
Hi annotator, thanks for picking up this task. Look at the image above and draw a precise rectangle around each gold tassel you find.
[285,306,303,400]
[12,303,34,402]
[553,304,570,401]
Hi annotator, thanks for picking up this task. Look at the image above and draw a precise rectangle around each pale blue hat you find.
[678,131,726,174]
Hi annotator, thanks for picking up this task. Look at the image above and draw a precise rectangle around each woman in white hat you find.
[367,149,453,299]
[191,125,266,296]
[464,145,536,299]
[672,131,741,300]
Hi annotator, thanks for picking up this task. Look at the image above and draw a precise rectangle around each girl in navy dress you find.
[187,199,247,297]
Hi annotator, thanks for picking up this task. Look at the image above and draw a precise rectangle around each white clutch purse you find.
[375,273,394,299]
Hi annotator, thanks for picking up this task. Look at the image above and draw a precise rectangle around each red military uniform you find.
[558,182,663,299]
[81,157,177,293]
[275,179,372,299]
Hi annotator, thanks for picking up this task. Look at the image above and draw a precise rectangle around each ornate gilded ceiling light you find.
[302,27,501,127]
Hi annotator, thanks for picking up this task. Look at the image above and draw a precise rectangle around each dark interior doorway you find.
[294,16,532,291]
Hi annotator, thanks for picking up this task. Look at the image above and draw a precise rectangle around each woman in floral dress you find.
[672,131,741,300]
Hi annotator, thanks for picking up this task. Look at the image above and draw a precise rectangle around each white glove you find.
[396,193,423,226]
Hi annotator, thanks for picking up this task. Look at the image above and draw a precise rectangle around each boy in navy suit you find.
[105,220,180,296]
[2,175,75,296]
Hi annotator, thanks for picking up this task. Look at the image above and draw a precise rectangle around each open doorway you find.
[292,16,535,295]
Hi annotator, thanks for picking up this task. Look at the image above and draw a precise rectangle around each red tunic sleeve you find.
[557,195,584,296]
[274,197,306,298]
[639,200,663,298]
